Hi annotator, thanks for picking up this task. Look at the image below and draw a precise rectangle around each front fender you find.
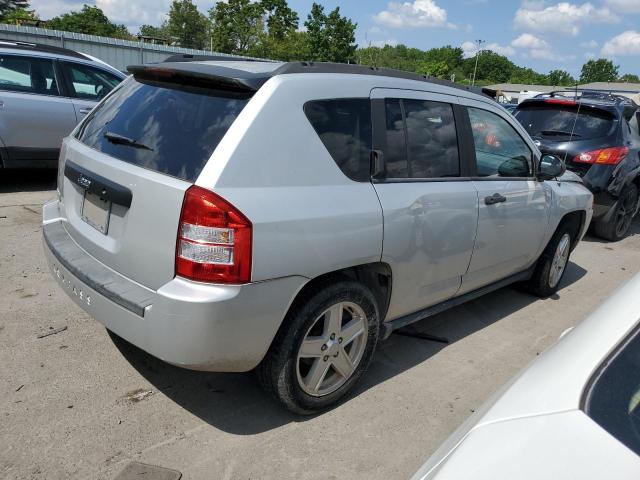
[544,180,594,243]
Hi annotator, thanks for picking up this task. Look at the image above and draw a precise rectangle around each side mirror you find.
[537,154,566,181]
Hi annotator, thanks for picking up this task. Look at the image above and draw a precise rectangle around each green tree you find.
[2,6,37,23]
[579,58,619,83]
[462,50,514,84]
[547,69,575,86]
[0,0,29,20]
[423,45,463,72]
[619,73,640,83]
[261,0,298,39]
[167,0,209,49]
[209,0,263,54]
[47,5,132,39]
[416,59,449,78]
[138,23,170,41]
[304,3,356,63]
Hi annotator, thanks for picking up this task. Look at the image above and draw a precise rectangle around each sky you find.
[29,0,640,77]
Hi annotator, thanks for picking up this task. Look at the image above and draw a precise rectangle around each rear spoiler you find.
[126,63,270,94]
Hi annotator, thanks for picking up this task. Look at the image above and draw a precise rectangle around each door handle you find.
[79,107,92,115]
[485,193,507,205]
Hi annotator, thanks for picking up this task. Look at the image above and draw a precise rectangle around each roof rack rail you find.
[163,53,261,63]
[272,62,488,97]
[0,38,87,60]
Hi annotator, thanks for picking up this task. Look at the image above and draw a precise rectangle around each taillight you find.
[574,146,629,165]
[176,185,252,284]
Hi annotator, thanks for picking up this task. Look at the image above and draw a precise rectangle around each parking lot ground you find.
[2,170,640,480]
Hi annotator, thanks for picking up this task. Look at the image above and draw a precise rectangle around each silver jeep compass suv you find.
[43,60,593,413]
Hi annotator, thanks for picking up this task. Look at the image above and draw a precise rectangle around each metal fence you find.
[0,23,259,71]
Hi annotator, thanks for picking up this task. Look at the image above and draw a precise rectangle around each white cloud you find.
[461,40,515,58]
[514,2,619,36]
[374,0,449,28]
[509,33,575,61]
[605,0,640,13]
[601,30,640,56]
[369,39,399,47]
[580,40,598,48]
[511,33,548,49]
[30,0,211,31]
[30,0,87,19]
[95,0,171,29]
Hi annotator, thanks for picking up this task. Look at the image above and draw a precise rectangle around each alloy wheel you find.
[296,302,368,397]
[549,233,571,288]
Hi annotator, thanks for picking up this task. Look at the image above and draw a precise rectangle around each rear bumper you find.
[43,199,306,372]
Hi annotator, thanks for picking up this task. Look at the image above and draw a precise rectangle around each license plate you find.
[81,191,111,234]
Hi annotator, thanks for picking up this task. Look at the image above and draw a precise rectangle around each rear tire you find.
[257,280,379,415]
[527,224,574,297]
[594,184,638,242]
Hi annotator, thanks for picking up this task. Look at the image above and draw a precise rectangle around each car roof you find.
[127,60,491,101]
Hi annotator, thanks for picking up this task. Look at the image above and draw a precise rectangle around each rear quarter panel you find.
[196,75,385,282]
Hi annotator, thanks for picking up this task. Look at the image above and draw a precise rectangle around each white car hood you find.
[417,410,640,480]
[412,273,640,480]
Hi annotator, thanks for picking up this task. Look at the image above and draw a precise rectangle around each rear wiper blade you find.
[103,131,154,151]
[534,130,581,138]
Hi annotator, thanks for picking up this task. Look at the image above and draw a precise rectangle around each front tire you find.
[594,184,638,241]
[257,280,380,414]
[527,225,574,297]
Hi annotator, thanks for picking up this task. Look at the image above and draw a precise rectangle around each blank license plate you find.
[81,191,111,234]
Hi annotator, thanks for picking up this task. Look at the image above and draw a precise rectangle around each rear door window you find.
[62,62,121,101]
[586,326,640,456]
[515,104,616,140]
[304,98,372,181]
[75,77,249,182]
[382,98,460,179]
[0,55,59,95]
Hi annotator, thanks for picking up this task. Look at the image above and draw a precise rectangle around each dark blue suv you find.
[515,91,640,241]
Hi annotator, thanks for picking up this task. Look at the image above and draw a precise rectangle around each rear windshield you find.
[515,103,616,141]
[75,76,250,182]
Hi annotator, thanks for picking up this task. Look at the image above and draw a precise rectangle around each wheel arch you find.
[292,262,392,320]
[556,210,586,250]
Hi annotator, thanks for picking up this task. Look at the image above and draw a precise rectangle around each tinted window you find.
[515,104,615,140]
[586,328,640,456]
[384,98,407,178]
[304,99,372,181]
[0,55,59,95]
[76,77,249,182]
[468,107,532,177]
[404,99,459,178]
[63,62,121,100]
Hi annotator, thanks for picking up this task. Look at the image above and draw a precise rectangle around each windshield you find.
[586,326,640,456]
[75,76,250,182]
[515,103,616,141]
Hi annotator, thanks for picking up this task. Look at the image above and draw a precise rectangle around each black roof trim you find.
[273,62,488,97]
[0,39,87,59]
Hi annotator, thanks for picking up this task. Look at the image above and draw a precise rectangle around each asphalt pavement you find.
[2,170,639,479]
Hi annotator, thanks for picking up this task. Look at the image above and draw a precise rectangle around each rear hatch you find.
[58,66,256,289]
[514,100,620,176]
